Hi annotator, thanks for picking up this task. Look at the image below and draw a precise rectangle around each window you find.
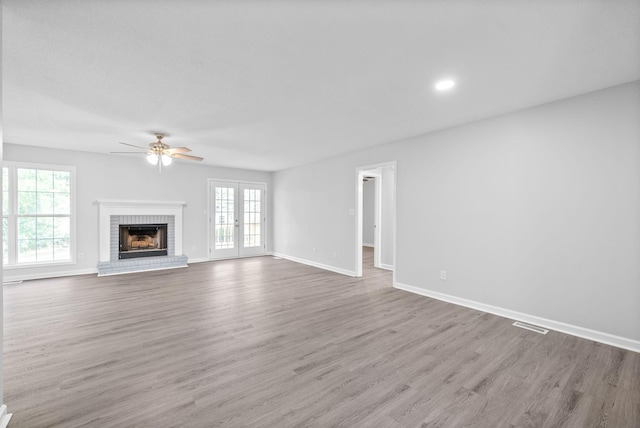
[3,163,75,266]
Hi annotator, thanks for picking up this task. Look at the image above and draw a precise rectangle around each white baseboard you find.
[363,243,374,248]
[272,252,356,277]
[394,282,640,353]
[3,267,98,282]
[0,405,12,428]
[205,253,272,262]
[379,263,394,271]
[187,257,210,264]
[1,254,267,280]
[169,253,271,265]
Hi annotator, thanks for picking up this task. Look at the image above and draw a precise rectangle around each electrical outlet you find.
[332,251,337,258]
[312,248,316,255]
[285,243,289,249]
[78,252,84,260]
[440,270,447,280]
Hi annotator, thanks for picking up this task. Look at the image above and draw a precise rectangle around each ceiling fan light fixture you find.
[161,154,173,166]
[147,153,159,165]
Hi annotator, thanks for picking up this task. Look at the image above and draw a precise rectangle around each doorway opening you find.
[355,162,396,280]
[362,172,381,271]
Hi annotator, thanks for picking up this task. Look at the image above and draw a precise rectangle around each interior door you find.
[210,181,266,259]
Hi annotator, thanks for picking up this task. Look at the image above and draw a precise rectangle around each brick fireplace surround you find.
[96,200,188,276]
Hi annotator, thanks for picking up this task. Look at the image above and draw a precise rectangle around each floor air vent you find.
[512,321,549,335]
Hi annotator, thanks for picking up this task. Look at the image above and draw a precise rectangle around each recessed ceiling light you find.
[435,79,455,91]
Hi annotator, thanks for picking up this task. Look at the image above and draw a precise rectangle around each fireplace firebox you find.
[119,224,168,259]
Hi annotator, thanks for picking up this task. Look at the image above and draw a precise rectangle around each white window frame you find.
[3,161,77,269]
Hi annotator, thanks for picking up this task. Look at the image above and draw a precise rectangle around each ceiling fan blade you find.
[110,151,146,154]
[119,141,149,150]
[171,153,204,161]
[164,147,191,154]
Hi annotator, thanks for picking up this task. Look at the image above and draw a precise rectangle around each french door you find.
[209,180,266,259]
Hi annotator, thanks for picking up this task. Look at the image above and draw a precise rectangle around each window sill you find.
[3,260,76,270]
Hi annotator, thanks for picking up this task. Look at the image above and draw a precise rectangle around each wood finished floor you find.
[4,248,639,427]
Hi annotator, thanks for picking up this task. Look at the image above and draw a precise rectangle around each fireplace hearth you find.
[119,224,168,259]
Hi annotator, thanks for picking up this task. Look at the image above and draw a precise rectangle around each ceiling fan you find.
[112,133,204,173]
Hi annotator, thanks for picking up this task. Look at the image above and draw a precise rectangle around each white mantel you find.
[97,200,186,262]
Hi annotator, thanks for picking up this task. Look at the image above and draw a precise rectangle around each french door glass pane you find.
[243,188,261,248]
[215,187,235,249]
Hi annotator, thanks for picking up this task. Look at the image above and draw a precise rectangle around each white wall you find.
[3,144,273,281]
[273,81,640,345]
[362,179,375,246]
[0,1,6,418]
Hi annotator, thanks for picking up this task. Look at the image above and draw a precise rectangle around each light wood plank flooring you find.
[4,249,639,427]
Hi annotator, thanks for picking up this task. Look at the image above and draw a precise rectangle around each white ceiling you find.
[3,1,639,172]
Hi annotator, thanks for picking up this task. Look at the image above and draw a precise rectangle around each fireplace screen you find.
[119,224,168,259]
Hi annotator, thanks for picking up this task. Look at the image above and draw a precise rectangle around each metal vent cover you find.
[513,321,549,335]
